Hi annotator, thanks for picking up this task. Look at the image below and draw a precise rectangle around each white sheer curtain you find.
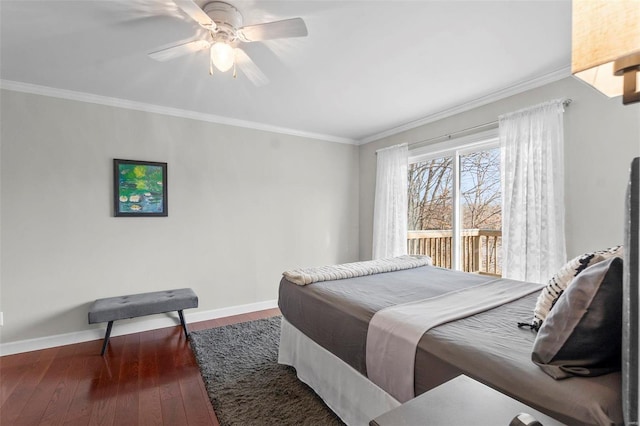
[372,143,408,259]
[499,99,567,283]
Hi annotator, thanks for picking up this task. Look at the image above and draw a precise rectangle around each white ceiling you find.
[0,0,572,143]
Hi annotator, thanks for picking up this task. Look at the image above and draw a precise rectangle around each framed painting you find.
[113,159,168,217]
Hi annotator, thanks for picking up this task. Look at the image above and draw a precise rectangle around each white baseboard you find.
[0,299,278,356]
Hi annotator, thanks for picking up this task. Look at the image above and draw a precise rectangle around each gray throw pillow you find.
[531,256,623,379]
[531,245,623,330]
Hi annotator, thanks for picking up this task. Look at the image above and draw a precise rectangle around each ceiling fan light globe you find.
[210,42,235,72]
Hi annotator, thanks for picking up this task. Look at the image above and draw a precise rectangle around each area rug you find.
[190,316,344,426]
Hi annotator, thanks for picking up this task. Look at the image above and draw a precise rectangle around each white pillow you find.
[530,245,623,330]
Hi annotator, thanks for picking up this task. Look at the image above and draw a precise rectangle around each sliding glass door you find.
[408,141,502,276]
[408,157,454,268]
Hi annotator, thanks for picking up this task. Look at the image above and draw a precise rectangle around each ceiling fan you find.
[149,0,308,86]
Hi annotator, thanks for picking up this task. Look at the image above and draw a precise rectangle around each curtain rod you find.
[407,98,572,150]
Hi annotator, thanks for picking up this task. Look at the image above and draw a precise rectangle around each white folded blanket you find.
[282,255,432,286]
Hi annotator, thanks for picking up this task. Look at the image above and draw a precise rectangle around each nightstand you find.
[370,375,565,426]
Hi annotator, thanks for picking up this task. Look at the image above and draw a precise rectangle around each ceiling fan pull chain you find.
[233,61,237,79]
[209,59,214,76]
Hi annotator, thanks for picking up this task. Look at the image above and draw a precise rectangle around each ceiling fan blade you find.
[235,48,269,86]
[149,40,210,61]
[174,0,216,29]
[238,18,308,42]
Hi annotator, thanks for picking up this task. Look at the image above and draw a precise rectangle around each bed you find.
[277,157,639,426]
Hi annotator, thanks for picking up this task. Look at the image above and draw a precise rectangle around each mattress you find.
[278,266,623,425]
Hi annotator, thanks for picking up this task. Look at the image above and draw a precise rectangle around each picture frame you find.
[113,159,168,217]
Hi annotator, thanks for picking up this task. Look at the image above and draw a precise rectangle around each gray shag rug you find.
[190,316,345,426]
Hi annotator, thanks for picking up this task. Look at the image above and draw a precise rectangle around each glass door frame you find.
[408,129,499,272]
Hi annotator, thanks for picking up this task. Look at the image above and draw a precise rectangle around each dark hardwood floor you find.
[0,308,281,425]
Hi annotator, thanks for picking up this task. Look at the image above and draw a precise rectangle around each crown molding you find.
[357,66,572,145]
[1,66,570,147]
[0,80,356,145]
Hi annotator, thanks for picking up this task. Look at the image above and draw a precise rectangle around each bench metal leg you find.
[178,310,189,339]
[100,321,114,356]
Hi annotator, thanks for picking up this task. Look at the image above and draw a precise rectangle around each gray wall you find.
[359,77,640,261]
[2,75,639,347]
[0,89,359,344]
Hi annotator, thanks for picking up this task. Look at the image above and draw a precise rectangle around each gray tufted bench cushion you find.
[88,288,198,355]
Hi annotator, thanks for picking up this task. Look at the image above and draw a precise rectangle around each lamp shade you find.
[572,0,640,99]
[210,42,235,72]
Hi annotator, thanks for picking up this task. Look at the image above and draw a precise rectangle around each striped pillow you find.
[531,245,623,331]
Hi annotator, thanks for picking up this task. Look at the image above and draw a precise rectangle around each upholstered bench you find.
[88,288,198,355]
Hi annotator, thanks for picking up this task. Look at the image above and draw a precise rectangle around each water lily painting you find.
[113,159,168,217]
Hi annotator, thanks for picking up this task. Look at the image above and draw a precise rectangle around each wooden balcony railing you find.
[407,229,502,276]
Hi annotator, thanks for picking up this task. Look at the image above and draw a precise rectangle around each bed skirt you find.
[277,318,400,426]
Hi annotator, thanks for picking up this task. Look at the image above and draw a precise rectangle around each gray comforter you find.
[278,265,623,425]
